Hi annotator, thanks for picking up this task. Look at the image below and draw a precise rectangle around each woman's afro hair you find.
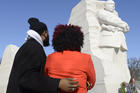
[52,24,84,52]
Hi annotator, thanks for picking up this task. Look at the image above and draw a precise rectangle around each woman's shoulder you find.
[48,51,91,58]
[48,52,61,57]
[80,52,91,58]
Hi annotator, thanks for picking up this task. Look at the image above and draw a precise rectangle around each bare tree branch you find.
[128,57,140,81]
[0,57,1,64]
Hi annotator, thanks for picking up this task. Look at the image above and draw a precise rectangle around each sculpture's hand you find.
[126,24,129,31]
[121,23,129,32]
[124,24,129,32]
[115,27,123,32]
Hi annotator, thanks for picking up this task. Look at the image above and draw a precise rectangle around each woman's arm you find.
[86,56,96,90]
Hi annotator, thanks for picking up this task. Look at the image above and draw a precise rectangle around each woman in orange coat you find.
[45,24,96,93]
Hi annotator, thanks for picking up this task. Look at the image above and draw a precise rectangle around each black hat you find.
[28,17,48,35]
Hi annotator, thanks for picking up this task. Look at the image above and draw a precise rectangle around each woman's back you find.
[45,51,96,93]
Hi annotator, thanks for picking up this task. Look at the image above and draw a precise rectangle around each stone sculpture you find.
[0,45,19,93]
[68,0,131,92]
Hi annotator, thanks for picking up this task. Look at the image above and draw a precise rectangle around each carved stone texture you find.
[68,0,131,93]
[0,45,19,93]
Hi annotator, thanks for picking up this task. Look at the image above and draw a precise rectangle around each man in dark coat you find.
[6,18,79,93]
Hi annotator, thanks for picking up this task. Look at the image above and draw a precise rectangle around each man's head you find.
[52,24,84,52]
[105,0,115,12]
[28,18,50,46]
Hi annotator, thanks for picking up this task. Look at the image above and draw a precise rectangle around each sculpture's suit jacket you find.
[97,9,128,51]
[6,38,60,93]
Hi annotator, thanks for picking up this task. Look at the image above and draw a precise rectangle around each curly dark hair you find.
[52,24,84,52]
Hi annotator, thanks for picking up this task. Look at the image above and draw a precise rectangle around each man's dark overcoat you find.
[6,38,60,93]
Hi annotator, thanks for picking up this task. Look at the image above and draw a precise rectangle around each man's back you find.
[6,39,47,93]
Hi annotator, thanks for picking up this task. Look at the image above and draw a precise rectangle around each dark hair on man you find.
[28,17,48,35]
[52,24,84,52]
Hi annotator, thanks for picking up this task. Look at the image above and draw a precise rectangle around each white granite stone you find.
[0,45,19,93]
[68,0,131,93]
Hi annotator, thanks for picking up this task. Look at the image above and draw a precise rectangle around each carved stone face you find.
[105,3,115,12]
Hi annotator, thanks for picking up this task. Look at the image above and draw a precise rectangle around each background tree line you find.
[128,57,140,81]
[0,58,1,64]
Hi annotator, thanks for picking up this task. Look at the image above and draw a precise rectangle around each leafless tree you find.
[0,57,1,64]
[128,57,140,81]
